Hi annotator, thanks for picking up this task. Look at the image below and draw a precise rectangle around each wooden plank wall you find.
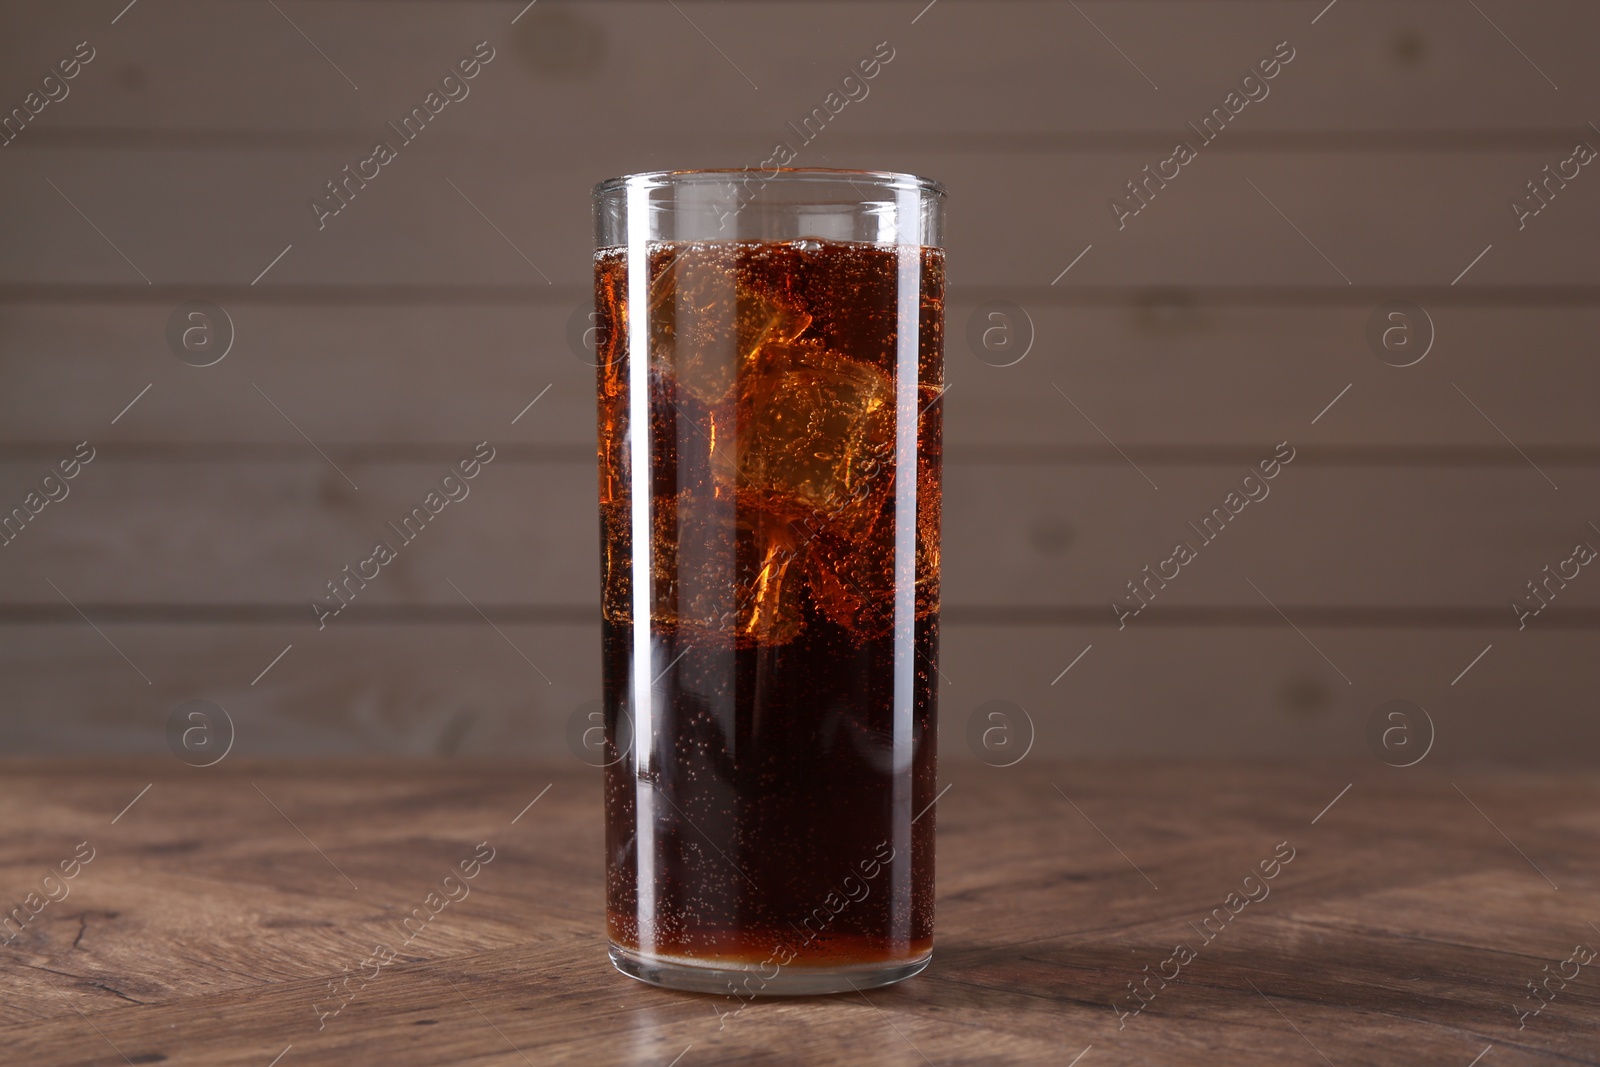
[2,0,1598,762]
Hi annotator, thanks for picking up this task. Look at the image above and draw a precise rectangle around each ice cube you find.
[655,490,727,633]
[916,388,943,622]
[803,526,893,638]
[802,501,939,638]
[799,449,940,638]
[603,489,804,646]
[649,244,812,406]
[599,497,628,627]
[672,495,805,646]
[916,458,940,621]
[732,341,896,540]
[730,510,805,646]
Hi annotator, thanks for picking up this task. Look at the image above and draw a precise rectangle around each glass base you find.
[608,943,931,996]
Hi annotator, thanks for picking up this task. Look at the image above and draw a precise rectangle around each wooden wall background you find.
[2,0,1598,762]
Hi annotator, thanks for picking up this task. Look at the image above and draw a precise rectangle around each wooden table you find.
[2,760,1596,1065]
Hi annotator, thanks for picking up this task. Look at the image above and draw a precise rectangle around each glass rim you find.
[593,168,946,200]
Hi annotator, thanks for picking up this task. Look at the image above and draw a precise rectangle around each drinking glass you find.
[592,169,944,995]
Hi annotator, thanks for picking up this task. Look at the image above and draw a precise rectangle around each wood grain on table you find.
[1,760,1595,1065]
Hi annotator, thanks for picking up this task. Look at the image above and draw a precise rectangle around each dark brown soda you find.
[594,238,942,969]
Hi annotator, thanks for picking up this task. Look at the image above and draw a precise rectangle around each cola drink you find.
[594,226,943,994]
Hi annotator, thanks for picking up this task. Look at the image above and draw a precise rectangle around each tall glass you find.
[592,169,944,995]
